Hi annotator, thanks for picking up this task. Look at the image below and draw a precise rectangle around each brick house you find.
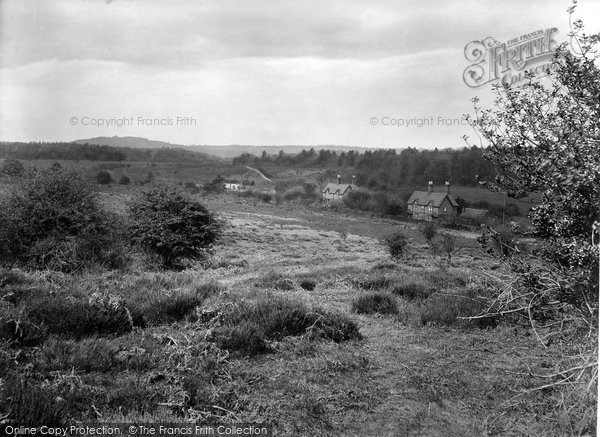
[407,181,459,223]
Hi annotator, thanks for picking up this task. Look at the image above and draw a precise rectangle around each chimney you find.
[352,175,356,185]
[337,174,341,184]
[445,181,450,194]
[428,181,433,194]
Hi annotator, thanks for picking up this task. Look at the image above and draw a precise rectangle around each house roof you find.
[458,208,488,219]
[322,183,358,195]
[407,190,458,208]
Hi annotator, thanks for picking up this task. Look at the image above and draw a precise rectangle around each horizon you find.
[0,135,488,152]
[1,0,599,148]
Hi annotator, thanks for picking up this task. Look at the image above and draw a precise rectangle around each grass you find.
[215,296,362,357]
[24,294,133,339]
[419,288,498,329]
[254,271,295,290]
[0,189,581,435]
[352,293,399,315]
[390,278,433,301]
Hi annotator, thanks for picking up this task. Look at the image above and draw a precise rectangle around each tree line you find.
[0,142,209,162]
[232,146,497,188]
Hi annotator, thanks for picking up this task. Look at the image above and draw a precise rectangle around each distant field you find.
[1,158,535,216]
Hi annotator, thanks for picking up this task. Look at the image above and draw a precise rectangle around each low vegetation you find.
[215,296,362,357]
[1,22,597,430]
[352,293,398,315]
[129,183,222,269]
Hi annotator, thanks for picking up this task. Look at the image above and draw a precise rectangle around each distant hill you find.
[72,136,184,150]
[71,136,383,158]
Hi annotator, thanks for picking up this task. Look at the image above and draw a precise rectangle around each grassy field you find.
[2,186,586,436]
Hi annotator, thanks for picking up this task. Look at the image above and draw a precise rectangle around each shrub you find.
[385,195,406,216]
[129,183,222,269]
[125,281,219,327]
[25,294,133,339]
[384,232,408,260]
[343,189,372,211]
[215,297,361,356]
[282,186,304,202]
[216,321,273,357]
[96,170,112,184]
[391,280,433,301]
[420,289,497,329]
[0,166,123,271]
[1,158,25,177]
[127,293,202,327]
[299,279,316,291]
[352,293,398,315]
[421,221,437,242]
[431,233,460,264]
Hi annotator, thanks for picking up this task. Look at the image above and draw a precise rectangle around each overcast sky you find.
[1,0,598,148]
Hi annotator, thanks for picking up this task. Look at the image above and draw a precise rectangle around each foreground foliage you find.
[468,8,599,432]
[129,183,222,269]
[0,166,123,271]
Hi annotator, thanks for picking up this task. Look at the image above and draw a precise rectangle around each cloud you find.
[1,0,599,146]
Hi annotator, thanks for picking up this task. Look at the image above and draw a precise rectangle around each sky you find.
[0,0,599,149]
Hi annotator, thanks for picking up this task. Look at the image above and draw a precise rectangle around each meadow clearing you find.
[1,189,577,436]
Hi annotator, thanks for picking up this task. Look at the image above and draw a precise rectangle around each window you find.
[444,207,447,212]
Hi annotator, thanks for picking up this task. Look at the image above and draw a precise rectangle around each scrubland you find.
[0,194,588,436]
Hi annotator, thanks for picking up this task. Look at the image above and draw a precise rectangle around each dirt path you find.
[245,166,272,182]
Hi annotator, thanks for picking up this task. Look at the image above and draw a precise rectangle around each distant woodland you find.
[233,146,497,188]
[0,142,211,162]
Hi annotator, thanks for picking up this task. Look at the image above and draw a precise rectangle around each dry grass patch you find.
[352,293,399,315]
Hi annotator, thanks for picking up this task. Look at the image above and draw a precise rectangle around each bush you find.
[352,293,398,314]
[420,289,496,329]
[96,170,112,184]
[25,294,133,339]
[129,183,222,269]
[421,222,437,242]
[282,186,304,202]
[0,166,124,271]
[385,195,406,216]
[343,189,372,211]
[128,293,202,327]
[384,232,408,260]
[215,297,361,356]
[299,279,316,291]
[431,233,460,264]
[236,189,272,203]
[216,321,273,357]
[1,158,25,177]
[124,281,219,327]
[391,280,433,300]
